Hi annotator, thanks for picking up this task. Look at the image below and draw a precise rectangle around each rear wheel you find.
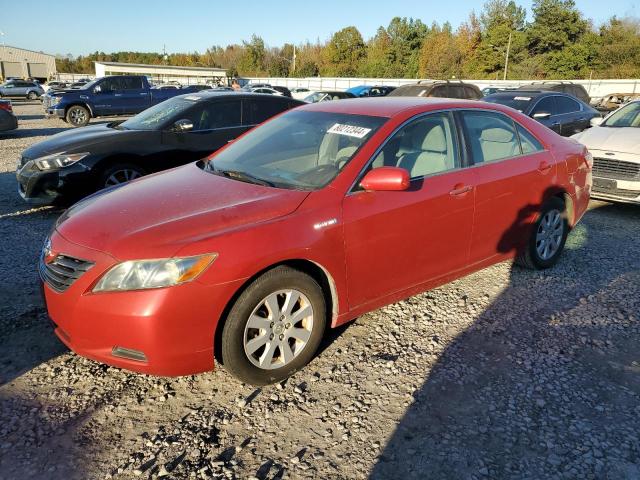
[517,197,568,270]
[27,91,38,100]
[221,266,326,385]
[66,105,90,127]
[99,163,145,189]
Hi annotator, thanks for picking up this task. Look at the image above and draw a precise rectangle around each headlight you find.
[93,254,217,292]
[35,152,89,170]
[50,96,61,106]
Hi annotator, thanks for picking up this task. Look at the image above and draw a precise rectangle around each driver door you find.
[342,111,475,308]
[160,99,245,169]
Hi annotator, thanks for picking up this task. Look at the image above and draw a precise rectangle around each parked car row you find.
[0,79,45,99]
[34,96,592,385]
[19,91,303,203]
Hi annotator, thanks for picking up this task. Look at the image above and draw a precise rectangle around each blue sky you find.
[1,0,638,57]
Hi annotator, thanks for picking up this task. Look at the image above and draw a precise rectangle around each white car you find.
[248,87,283,96]
[572,100,640,204]
[291,87,314,100]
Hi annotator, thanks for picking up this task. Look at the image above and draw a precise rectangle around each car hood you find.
[22,123,132,159]
[572,126,640,154]
[55,163,310,260]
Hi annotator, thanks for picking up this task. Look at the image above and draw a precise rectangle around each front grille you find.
[39,254,94,293]
[42,96,51,109]
[592,158,640,180]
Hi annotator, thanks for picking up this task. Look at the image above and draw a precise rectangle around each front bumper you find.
[16,160,92,205]
[41,231,243,376]
[591,176,640,204]
[44,107,65,119]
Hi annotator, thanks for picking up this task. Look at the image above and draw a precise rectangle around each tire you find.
[27,91,38,100]
[98,163,146,189]
[517,196,569,270]
[65,105,90,127]
[221,266,326,385]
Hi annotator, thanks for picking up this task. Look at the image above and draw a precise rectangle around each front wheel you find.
[99,163,145,189]
[221,266,326,385]
[66,105,90,127]
[517,197,569,270]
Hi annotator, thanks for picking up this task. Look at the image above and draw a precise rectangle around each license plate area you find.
[593,177,617,191]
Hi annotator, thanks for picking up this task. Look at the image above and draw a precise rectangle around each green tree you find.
[321,26,366,76]
[527,0,588,54]
[386,17,429,77]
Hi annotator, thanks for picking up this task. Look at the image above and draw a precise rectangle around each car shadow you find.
[16,114,45,121]
[0,171,64,386]
[369,200,640,479]
[8,127,69,139]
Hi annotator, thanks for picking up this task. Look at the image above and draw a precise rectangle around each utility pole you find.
[503,31,512,81]
[292,45,296,74]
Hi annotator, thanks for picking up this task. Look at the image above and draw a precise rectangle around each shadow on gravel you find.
[9,127,68,139]
[371,200,640,479]
[16,115,45,121]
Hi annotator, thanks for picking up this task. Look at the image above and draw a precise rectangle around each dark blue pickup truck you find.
[43,75,189,127]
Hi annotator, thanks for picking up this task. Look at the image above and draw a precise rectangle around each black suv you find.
[17,92,304,205]
[516,81,590,104]
[484,90,600,136]
[388,80,483,100]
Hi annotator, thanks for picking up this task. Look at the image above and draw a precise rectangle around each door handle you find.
[538,161,552,172]
[139,92,148,95]
[550,122,560,127]
[114,93,123,97]
[449,184,473,196]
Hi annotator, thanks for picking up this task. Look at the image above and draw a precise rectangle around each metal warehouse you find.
[0,45,56,81]
[94,61,228,84]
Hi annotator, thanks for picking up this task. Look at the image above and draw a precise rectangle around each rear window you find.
[485,95,533,113]
[388,85,432,97]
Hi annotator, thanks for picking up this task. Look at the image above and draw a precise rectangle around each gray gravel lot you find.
[0,102,639,480]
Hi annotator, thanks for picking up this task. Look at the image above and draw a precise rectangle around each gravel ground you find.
[0,102,639,480]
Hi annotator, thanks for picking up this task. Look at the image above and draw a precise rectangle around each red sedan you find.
[41,98,592,385]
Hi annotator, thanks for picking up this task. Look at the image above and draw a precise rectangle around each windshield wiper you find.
[218,169,275,187]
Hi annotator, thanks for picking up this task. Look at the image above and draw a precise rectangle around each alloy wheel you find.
[104,168,143,186]
[535,209,564,260]
[69,107,87,126]
[243,289,314,370]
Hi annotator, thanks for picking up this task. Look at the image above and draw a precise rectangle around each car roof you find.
[298,97,512,118]
[182,91,296,101]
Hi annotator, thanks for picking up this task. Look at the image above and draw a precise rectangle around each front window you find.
[203,110,387,190]
[119,96,199,131]
[602,102,640,128]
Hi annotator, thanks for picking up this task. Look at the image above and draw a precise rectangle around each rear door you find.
[554,95,586,136]
[459,110,554,264]
[116,77,149,114]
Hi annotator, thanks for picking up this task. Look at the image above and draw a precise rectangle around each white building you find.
[94,61,228,85]
[0,45,56,81]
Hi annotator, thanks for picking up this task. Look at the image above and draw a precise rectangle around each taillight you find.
[0,102,12,113]
[584,150,593,169]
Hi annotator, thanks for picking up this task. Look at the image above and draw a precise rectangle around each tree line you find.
[55,0,640,80]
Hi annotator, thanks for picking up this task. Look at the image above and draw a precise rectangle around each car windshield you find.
[118,96,198,131]
[484,95,533,112]
[203,110,387,190]
[602,102,640,128]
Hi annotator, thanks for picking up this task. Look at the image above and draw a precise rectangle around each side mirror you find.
[590,117,603,127]
[172,119,194,132]
[94,85,102,93]
[532,112,551,120]
[360,167,410,192]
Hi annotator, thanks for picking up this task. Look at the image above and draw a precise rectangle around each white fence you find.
[243,77,640,100]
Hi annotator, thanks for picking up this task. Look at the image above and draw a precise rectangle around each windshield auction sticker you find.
[327,123,372,138]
